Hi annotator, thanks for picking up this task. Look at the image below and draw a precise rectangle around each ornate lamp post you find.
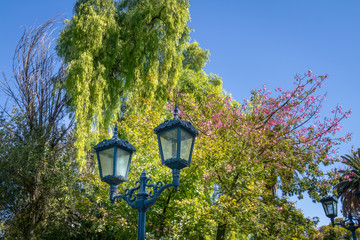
[321,191,360,240]
[93,107,198,240]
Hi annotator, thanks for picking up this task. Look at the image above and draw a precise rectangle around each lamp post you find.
[93,107,198,240]
[321,191,360,240]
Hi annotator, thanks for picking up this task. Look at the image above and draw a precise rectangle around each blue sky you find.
[1,0,360,228]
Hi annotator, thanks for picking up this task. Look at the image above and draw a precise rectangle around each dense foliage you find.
[57,0,191,164]
[0,19,76,239]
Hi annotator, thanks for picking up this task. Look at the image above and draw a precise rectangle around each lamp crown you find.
[94,126,136,153]
[113,124,118,138]
[320,196,338,204]
[173,104,179,120]
[154,108,198,136]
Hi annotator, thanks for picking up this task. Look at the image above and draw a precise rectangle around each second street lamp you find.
[321,191,360,240]
[320,196,338,227]
[93,106,198,240]
[154,106,198,190]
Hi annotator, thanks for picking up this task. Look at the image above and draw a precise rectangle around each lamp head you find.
[94,125,135,185]
[154,105,198,170]
[320,196,338,225]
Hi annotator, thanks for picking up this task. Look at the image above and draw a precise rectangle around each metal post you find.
[348,213,358,240]
[172,169,180,191]
[111,169,180,239]
[351,230,358,240]
[137,210,146,240]
[110,185,117,204]
[135,170,149,240]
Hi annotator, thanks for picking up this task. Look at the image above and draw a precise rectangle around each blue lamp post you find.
[94,106,198,240]
[321,192,360,240]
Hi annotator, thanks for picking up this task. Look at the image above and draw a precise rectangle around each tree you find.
[178,72,351,239]
[0,18,77,239]
[57,0,191,164]
[335,148,360,216]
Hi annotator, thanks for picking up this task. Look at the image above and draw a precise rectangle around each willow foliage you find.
[57,0,190,164]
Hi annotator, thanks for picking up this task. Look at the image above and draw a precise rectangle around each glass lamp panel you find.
[99,148,115,177]
[116,147,131,178]
[325,202,334,215]
[180,129,193,161]
[160,128,178,160]
[323,200,337,217]
[333,201,337,217]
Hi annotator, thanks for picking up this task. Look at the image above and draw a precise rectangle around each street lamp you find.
[154,106,197,190]
[321,192,360,240]
[94,126,136,186]
[320,196,338,226]
[93,106,198,240]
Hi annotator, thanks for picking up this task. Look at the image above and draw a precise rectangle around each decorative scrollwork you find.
[146,180,164,198]
[156,181,163,188]
[123,181,140,202]
[113,170,177,211]
[145,178,152,185]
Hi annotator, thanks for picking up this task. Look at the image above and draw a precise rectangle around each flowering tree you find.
[178,71,351,239]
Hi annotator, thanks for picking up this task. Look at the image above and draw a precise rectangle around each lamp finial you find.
[173,103,179,120]
[113,124,118,138]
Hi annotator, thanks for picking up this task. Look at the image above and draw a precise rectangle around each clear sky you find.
[1,0,359,228]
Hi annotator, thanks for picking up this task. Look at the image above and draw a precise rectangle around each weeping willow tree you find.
[57,0,191,164]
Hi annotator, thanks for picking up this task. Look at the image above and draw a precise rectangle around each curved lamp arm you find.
[335,213,360,232]
[144,182,173,209]
[112,183,140,209]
